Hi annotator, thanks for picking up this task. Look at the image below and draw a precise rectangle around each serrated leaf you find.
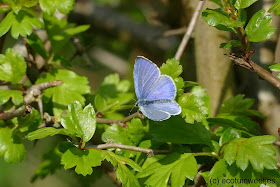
[26,33,48,59]
[234,0,258,9]
[220,94,264,118]
[31,147,62,182]
[0,48,26,84]
[178,86,210,123]
[0,89,23,105]
[36,69,90,116]
[174,77,184,96]
[3,0,38,13]
[26,127,73,140]
[202,8,243,32]
[150,116,214,149]
[160,58,182,79]
[61,147,102,176]
[61,102,96,145]
[0,10,44,39]
[202,159,280,187]
[222,136,277,172]
[0,127,26,163]
[219,127,241,146]
[269,0,280,15]
[102,151,142,187]
[39,0,74,15]
[220,40,241,49]
[43,14,89,53]
[245,10,276,42]
[137,153,197,187]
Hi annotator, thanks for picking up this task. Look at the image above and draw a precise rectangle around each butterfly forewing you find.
[134,56,160,100]
[145,75,176,101]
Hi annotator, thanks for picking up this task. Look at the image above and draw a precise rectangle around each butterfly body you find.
[133,56,181,121]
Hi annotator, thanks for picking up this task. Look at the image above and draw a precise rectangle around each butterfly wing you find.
[145,75,176,101]
[134,56,160,100]
[139,101,181,121]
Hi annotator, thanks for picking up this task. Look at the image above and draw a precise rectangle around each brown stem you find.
[174,0,205,60]
[96,111,145,126]
[85,143,170,157]
[24,80,63,104]
[0,105,32,120]
[226,54,280,90]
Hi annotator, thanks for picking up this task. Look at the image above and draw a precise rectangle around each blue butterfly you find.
[134,56,181,121]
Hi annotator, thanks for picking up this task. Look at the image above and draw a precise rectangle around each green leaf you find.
[269,63,280,79]
[209,0,222,6]
[94,94,107,112]
[3,0,38,13]
[39,0,74,15]
[26,127,73,140]
[202,8,243,32]
[0,10,44,39]
[207,115,258,132]
[61,147,103,176]
[0,127,26,163]
[178,86,210,123]
[31,147,62,182]
[102,119,146,157]
[234,0,258,9]
[222,136,277,172]
[174,77,184,96]
[184,81,199,87]
[0,48,26,84]
[96,73,134,113]
[137,153,197,187]
[150,116,214,149]
[219,127,241,146]
[220,94,264,118]
[43,14,89,53]
[160,58,182,79]
[0,89,23,105]
[220,40,241,49]
[102,150,142,187]
[269,0,280,15]
[18,109,41,134]
[36,69,90,116]
[26,33,48,59]
[61,102,96,145]
[245,10,276,42]
[202,159,280,187]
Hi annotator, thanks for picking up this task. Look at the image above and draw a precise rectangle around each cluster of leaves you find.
[206,0,277,53]
[0,0,279,187]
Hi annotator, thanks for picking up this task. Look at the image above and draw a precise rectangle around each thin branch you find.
[226,54,280,90]
[175,0,205,60]
[71,36,92,67]
[96,111,145,126]
[0,105,32,120]
[85,143,170,157]
[24,80,63,104]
